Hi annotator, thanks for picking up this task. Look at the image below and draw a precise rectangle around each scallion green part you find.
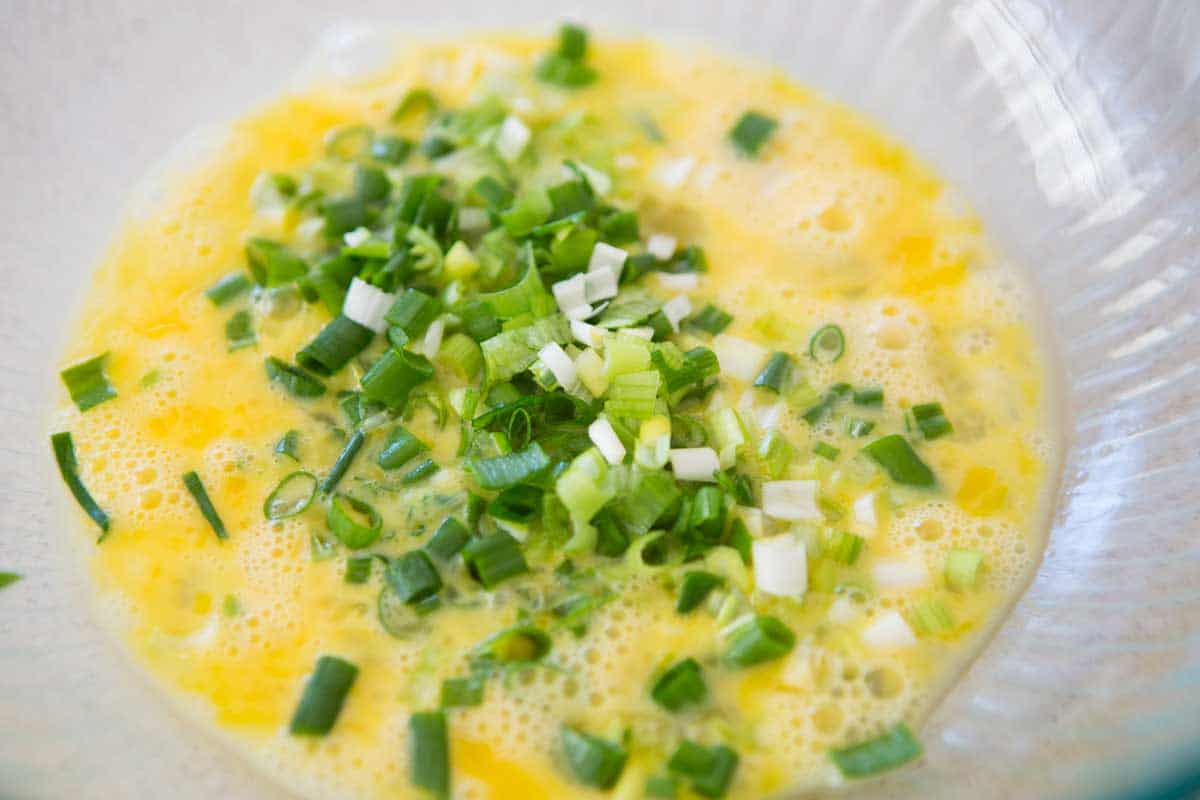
[561,726,628,790]
[685,304,733,336]
[862,434,936,487]
[911,402,953,440]
[853,386,883,406]
[677,570,723,613]
[297,315,374,376]
[409,711,451,798]
[387,550,442,604]
[265,357,327,398]
[426,517,470,560]
[944,548,984,591]
[462,532,528,588]
[650,657,707,711]
[752,352,793,393]
[289,655,358,736]
[808,324,845,363]
[60,353,117,412]
[377,425,428,471]
[757,430,795,480]
[274,429,300,461]
[827,531,864,565]
[467,442,550,490]
[722,615,795,668]
[50,432,110,537]
[327,492,382,549]
[728,110,778,157]
[473,624,551,664]
[320,430,366,494]
[909,597,955,635]
[385,289,442,337]
[829,723,922,778]
[441,675,485,708]
[813,441,841,461]
[360,348,434,412]
[264,470,318,520]
[183,471,228,540]
[536,24,598,89]
[401,458,440,485]
[845,417,875,438]
[246,237,307,286]
[225,309,257,351]
[344,555,373,584]
[205,272,251,305]
[392,87,437,122]
[668,740,740,799]
[645,775,678,798]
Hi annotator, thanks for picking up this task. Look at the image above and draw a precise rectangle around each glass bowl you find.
[1,1,1197,798]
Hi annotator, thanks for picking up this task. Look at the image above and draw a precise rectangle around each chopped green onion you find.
[481,315,571,382]
[801,383,850,425]
[827,531,864,565]
[0,572,21,590]
[462,532,528,588]
[467,443,549,490]
[391,87,437,121]
[944,548,984,591]
[182,471,227,540]
[360,348,434,411]
[500,188,554,236]
[808,324,845,363]
[439,332,483,381]
[668,741,740,799]
[264,357,326,398]
[296,315,373,376]
[645,775,677,798]
[599,209,640,245]
[387,550,443,604]
[344,555,373,584]
[472,175,513,211]
[853,386,883,406]
[320,430,365,494]
[689,486,726,542]
[370,135,412,164]
[319,196,368,238]
[385,289,442,337]
[264,471,318,520]
[488,484,543,524]
[722,615,796,668]
[205,272,251,305]
[728,110,778,157]
[813,441,840,461]
[829,723,922,778]
[246,237,307,286]
[650,657,707,711]
[324,124,373,159]
[50,432,110,537]
[289,655,358,736]
[353,163,391,201]
[441,675,485,708]
[473,624,550,664]
[536,24,598,89]
[376,585,431,638]
[757,431,795,480]
[225,309,257,351]
[753,352,793,393]
[686,304,733,336]
[609,467,680,536]
[327,492,381,549]
[377,425,428,471]
[606,370,661,420]
[727,518,753,565]
[409,711,450,798]
[561,726,628,790]
[909,597,955,635]
[862,435,936,487]
[60,353,117,412]
[677,570,723,613]
[427,517,470,560]
[911,402,953,440]
[459,299,502,342]
[845,417,876,438]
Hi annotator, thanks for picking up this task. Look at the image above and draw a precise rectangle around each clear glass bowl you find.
[2,1,1197,798]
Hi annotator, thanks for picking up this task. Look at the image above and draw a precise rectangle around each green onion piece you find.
[376,585,430,638]
[911,402,953,440]
[829,723,922,778]
[753,352,793,393]
[205,272,251,305]
[296,315,374,376]
[360,348,435,411]
[668,741,740,799]
[650,657,707,711]
[319,196,368,238]
[945,548,984,591]
[677,570,723,613]
[265,357,327,398]
[459,299,502,342]
[728,110,778,157]
[377,425,428,471]
[757,431,795,480]
[467,443,549,490]
[392,87,437,121]
[909,597,955,635]
[686,304,733,336]
[371,134,412,164]
[536,26,598,89]
[353,163,391,201]
[481,315,571,382]
[722,615,796,668]
[320,430,365,494]
[813,441,841,461]
[438,332,483,381]
[289,655,358,736]
[473,624,551,664]
[605,370,661,420]
[853,386,884,406]
[645,775,678,798]
[500,189,554,237]
[224,309,257,351]
[862,435,936,487]
[827,531,864,565]
[344,555,373,584]
[427,517,470,560]
[385,289,442,337]
[462,532,528,588]
[480,249,556,319]
[325,124,373,159]
[387,550,443,604]
[600,209,640,245]
[409,711,450,798]
[472,175,514,211]
[689,486,726,542]
[488,484,543,525]
[246,237,307,286]
[50,432,110,537]
[263,471,318,520]
[326,492,382,549]
[561,726,628,790]
[182,471,228,540]
[609,468,681,537]
[60,353,117,412]
[801,384,850,425]
[808,324,845,363]
[727,519,753,566]
[441,675,485,708]
[845,417,876,438]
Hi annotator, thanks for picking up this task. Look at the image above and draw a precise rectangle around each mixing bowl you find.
[1,1,1197,797]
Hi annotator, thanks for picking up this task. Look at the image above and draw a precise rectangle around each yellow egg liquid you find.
[53,33,1058,800]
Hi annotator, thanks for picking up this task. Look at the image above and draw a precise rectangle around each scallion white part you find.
[646,234,677,261]
[861,610,918,650]
[343,227,373,247]
[537,342,579,391]
[588,416,626,465]
[565,304,595,321]
[827,596,860,625]
[458,206,490,232]
[421,317,445,358]
[584,269,619,303]
[762,480,821,521]
[553,274,588,314]
[570,319,605,350]
[621,326,654,340]
[588,243,628,279]
[342,277,395,333]
[655,272,700,292]
[853,492,878,534]
[752,535,808,598]
[574,162,612,196]
[661,296,693,332]
[871,559,929,589]
[737,389,786,431]
[654,156,696,190]
[737,507,764,538]
[668,447,720,482]
[714,335,769,382]
[495,115,531,162]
